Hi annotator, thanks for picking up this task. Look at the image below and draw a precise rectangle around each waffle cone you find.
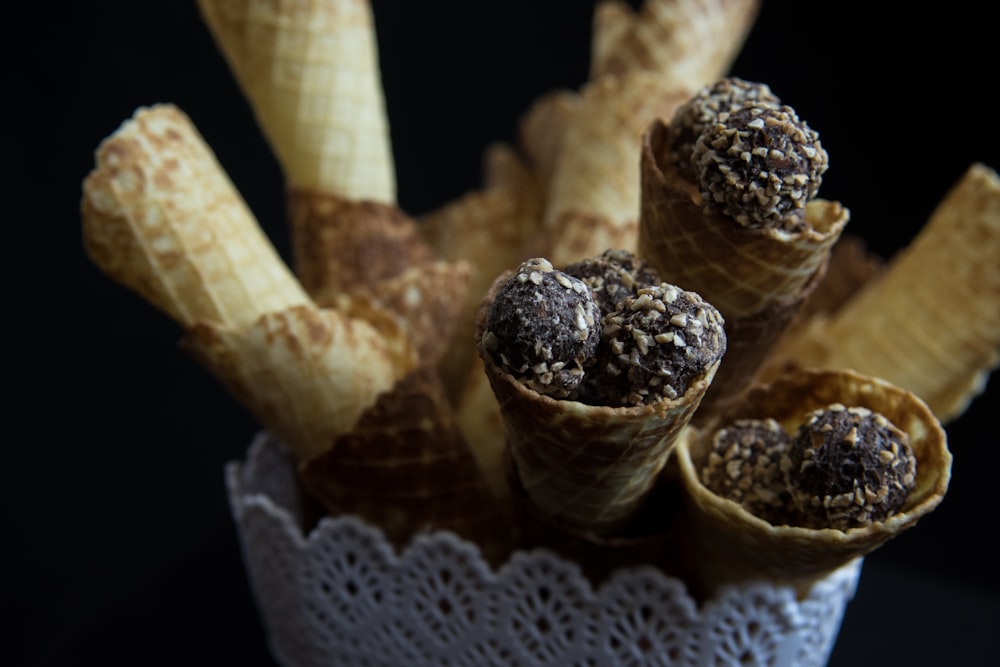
[287,188,471,366]
[792,163,1000,422]
[474,273,722,536]
[182,303,415,462]
[671,367,951,599]
[297,366,514,562]
[638,118,847,416]
[638,118,849,320]
[540,72,691,267]
[590,0,761,87]
[506,450,684,584]
[197,0,395,202]
[82,104,310,331]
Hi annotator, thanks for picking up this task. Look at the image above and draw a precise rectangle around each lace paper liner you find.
[227,432,862,667]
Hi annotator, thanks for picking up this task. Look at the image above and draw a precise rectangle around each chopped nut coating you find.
[786,404,916,529]
[692,102,828,230]
[563,248,662,316]
[667,78,781,181]
[483,258,601,398]
[700,418,792,524]
[591,283,726,406]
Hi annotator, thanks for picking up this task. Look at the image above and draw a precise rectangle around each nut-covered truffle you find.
[692,102,829,230]
[667,77,781,181]
[482,258,602,398]
[591,283,726,406]
[785,404,917,530]
[700,418,793,524]
[563,249,662,316]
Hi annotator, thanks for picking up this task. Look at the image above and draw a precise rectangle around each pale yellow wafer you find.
[539,71,691,267]
[197,0,395,202]
[590,0,761,87]
[455,355,510,500]
[516,88,580,195]
[777,163,1000,422]
[590,1,634,79]
[82,104,310,331]
[183,303,414,461]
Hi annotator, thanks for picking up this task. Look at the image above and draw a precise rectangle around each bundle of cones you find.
[81,0,998,598]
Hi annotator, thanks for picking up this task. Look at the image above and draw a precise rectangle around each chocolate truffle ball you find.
[483,257,602,398]
[700,418,793,525]
[563,249,662,316]
[591,283,726,406]
[667,77,781,180]
[784,404,917,530]
[692,102,829,230]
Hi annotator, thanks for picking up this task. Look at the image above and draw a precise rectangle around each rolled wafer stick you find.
[199,0,470,366]
[82,104,415,462]
[197,0,395,202]
[532,71,691,267]
[182,302,414,461]
[590,0,761,86]
[82,104,310,331]
[671,367,951,600]
[766,163,1000,423]
[638,94,849,423]
[516,88,580,198]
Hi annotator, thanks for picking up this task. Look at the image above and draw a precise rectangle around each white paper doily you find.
[227,432,861,667]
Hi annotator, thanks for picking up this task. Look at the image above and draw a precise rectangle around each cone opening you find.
[676,367,952,540]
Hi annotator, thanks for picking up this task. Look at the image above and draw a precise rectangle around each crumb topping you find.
[700,418,792,523]
[700,405,917,530]
[483,258,601,398]
[563,248,662,316]
[667,77,781,181]
[786,404,916,529]
[590,283,726,406]
[692,102,828,230]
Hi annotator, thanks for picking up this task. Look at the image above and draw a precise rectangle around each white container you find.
[227,432,862,667]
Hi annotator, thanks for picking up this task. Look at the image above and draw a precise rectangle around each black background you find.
[7,2,1000,666]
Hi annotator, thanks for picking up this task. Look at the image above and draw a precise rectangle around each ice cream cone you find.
[767,163,1000,423]
[475,271,723,536]
[197,0,395,202]
[535,72,691,268]
[638,117,849,421]
[671,366,951,600]
[82,104,311,331]
[297,365,515,563]
[589,0,761,88]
